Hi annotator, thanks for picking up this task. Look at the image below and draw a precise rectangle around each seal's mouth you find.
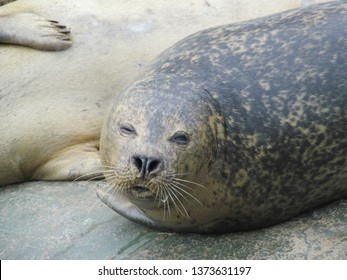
[133,185,149,193]
[127,184,155,200]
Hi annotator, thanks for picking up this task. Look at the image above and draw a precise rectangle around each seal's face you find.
[100,82,228,230]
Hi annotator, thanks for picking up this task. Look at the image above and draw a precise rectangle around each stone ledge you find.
[0,181,345,259]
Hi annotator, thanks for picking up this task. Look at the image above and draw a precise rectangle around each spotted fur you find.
[99,1,347,233]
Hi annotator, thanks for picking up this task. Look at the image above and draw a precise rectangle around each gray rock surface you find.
[0,181,346,259]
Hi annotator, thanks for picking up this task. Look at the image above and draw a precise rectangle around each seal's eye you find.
[170,131,190,145]
[119,124,136,136]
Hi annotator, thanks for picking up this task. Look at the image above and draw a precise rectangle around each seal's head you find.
[99,76,228,232]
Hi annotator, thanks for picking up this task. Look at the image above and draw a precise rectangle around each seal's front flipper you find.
[0,12,72,51]
[32,141,104,182]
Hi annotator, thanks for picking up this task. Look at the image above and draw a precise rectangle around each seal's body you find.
[98,1,347,233]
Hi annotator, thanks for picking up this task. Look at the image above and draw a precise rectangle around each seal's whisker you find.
[102,171,116,178]
[153,181,164,207]
[167,186,190,219]
[166,179,194,191]
[171,172,194,177]
[160,183,169,203]
[164,186,171,219]
[86,175,107,181]
[167,182,190,202]
[101,165,117,170]
[107,187,119,201]
[72,171,104,182]
[154,184,160,202]
[162,185,171,220]
[161,177,193,189]
[103,174,117,183]
[101,167,116,171]
[168,185,190,219]
[169,181,203,205]
[107,175,132,181]
[164,185,172,220]
[174,177,207,189]
[109,180,125,197]
[105,171,133,181]
[163,187,172,217]
[101,166,116,172]
[102,169,116,175]
[107,177,124,195]
[109,181,120,190]
[158,184,165,216]
[117,181,127,196]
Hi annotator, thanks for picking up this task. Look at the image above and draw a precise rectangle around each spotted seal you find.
[0,0,71,50]
[97,1,347,233]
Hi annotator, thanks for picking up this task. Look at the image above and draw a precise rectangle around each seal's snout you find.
[131,155,163,179]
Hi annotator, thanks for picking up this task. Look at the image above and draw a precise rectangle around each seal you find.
[97,1,347,233]
[0,0,71,50]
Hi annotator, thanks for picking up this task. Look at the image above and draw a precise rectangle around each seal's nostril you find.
[132,156,143,172]
[147,159,162,174]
